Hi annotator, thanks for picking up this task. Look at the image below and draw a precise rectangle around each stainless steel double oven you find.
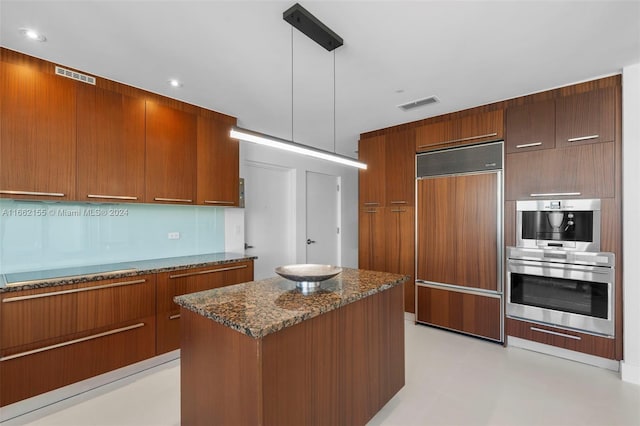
[506,199,615,337]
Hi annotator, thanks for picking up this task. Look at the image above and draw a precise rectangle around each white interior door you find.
[244,162,295,280]
[306,171,340,265]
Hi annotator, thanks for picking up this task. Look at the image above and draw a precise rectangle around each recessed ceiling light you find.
[19,28,46,42]
[168,79,183,88]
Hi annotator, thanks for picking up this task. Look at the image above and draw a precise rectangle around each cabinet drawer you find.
[1,275,156,350]
[506,318,615,359]
[0,315,155,406]
[416,285,502,341]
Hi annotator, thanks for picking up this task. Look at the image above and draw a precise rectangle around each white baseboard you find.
[620,360,640,384]
[507,336,620,371]
[404,312,416,322]
[0,350,180,424]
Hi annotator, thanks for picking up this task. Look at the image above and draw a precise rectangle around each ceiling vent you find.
[55,66,96,85]
[397,96,439,111]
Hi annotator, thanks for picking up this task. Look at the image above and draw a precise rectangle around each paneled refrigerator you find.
[415,142,504,342]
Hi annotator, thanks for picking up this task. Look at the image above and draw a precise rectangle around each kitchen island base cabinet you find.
[180,283,405,426]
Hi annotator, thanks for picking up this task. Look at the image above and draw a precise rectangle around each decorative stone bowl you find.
[274,264,342,294]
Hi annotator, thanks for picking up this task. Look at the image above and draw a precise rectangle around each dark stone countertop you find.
[0,253,257,293]
[174,268,408,339]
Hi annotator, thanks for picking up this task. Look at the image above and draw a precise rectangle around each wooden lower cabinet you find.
[385,207,415,313]
[506,318,615,359]
[0,275,157,406]
[156,261,254,354]
[358,207,386,272]
[416,285,502,341]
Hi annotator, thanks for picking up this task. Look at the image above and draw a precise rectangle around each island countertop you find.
[173,268,408,339]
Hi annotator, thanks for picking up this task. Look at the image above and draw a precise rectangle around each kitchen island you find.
[174,268,407,426]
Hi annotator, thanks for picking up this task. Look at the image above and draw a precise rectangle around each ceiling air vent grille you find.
[398,96,439,111]
[55,66,96,85]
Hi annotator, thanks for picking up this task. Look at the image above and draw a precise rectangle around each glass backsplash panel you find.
[0,199,225,273]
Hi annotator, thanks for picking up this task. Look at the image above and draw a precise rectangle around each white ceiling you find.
[1,1,639,159]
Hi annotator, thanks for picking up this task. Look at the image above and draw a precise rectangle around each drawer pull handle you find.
[365,210,378,214]
[169,314,181,320]
[363,202,380,206]
[568,135,599,143]
[2,279,147,303]
[417,132,498,149]
[390,201,407,204]
[0,323,145,362]
[0,190,64,197]
[204,200,235,205]
[154,197,193,203]
[530,326,581,340]
[391,209,407,213]
[169,264,248,279]
[529,192,581,197]
[515,142,543,149]
[88,194,138,201]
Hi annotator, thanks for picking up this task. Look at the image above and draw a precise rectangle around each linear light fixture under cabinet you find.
[230,126,367,170]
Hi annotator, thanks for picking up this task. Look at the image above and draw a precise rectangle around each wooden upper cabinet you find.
[197,117,239,206]
[505,99,555,153]
[385,129,415,206]
[145,102,197,204]
[555,87,615,148]
[76,85,145,202]
[358,135,386,207]
[416,110,503,152]
[0,61,76,200]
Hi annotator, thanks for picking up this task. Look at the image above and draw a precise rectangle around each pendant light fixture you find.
[230,3,367,170]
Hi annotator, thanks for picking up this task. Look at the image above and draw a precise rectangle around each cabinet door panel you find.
[358,208,386,271]
[505,142,615,200]
[385,207,415,313]
[416,120,456,152]
[197,117,239,206]
[145,102,197,203]
[0,61,76,200]
[77,86,145,201]
[416,286,501,341]
[385,129,415,206]
[556,87,615,148]
[457,110,504,146]
[506,100,555,153]
[358,135,386,207]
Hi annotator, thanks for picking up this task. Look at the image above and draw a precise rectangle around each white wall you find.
[238,141,359,269]
[622,63,640,384]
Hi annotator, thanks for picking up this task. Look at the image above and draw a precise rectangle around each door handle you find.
[306,239,316,245]
[244,243,254,249]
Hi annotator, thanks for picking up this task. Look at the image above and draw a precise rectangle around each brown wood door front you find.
[416,172,498,291]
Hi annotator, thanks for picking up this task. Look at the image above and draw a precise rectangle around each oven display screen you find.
[510,273,608,319]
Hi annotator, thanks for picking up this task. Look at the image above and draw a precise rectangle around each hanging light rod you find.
[230,127,367,170]
[283,3,343,51]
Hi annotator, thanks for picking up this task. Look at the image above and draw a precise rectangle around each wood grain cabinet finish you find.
[416,110,503,152]
[156,261,254,354]
[506,318,615,359]
[0,275,156,406]
[76,85,146,202]
[358,207,386,272]
[505,99,555,153]
[358,135,386,207]
[417,173,498,292]
[385,207,415,313]
[385,129,415,206]
[505,141,615,200]
[145,102,197,204]
[416,285,501,341]
[555,87,615,148]
[0,60,77,201]
[196,116,239,206]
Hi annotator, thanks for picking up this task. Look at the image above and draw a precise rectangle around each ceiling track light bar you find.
[283,3,343,51]
[230,127,367,170]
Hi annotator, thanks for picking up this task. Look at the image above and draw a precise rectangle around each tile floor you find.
[8,319,640,426]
